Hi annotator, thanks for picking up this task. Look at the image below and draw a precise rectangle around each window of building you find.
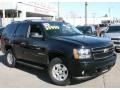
[0,10,3,18]
[5,9,21,18]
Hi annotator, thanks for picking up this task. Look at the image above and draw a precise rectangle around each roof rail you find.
[24,19,32,22]
[24,19,49,22]
[11,21,21,23]
[24,19,42,22]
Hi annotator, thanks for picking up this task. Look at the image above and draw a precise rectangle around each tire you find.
[48,58,70,86]
[5,50,16,67]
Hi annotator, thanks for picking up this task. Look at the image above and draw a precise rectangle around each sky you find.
[51,2,120,18]
[1,1,120,19]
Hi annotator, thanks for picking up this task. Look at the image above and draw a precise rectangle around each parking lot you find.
[0,51,120,88]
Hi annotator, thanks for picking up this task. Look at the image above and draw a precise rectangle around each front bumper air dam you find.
[69,53,116,77]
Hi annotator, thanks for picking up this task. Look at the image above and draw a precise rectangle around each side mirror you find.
[30,32,43,38]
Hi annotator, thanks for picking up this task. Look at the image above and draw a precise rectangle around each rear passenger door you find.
[1,23,18,54]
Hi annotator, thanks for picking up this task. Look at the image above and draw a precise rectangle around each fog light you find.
[82,70,85,75]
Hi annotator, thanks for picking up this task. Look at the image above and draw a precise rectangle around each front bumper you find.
[69,53,116,77]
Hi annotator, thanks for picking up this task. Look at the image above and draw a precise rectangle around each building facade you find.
[0,2,56,26]
[64,17,120,26]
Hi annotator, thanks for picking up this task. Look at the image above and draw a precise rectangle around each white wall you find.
[0,2,56,26]
[64,17,114,26]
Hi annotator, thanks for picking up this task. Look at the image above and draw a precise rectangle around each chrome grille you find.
[92,45,114,60]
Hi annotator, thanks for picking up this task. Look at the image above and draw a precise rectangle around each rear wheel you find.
[5,50,16,67]
[48,58,70,86]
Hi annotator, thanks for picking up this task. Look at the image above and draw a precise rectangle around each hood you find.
[105,33,120,39]
[54,35,112,48]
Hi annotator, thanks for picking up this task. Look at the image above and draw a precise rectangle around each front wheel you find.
[48,58,70,86]
[5,50,16,67]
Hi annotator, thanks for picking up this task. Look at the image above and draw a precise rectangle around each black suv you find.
[1,20,116,86]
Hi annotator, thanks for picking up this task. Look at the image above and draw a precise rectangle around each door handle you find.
[20,42,26,45]
[35,47,41,50]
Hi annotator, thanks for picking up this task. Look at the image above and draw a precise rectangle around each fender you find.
[48,50,69,65]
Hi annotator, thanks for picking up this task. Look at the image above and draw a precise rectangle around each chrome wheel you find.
[7,53,14,65]
[52,64,68,81]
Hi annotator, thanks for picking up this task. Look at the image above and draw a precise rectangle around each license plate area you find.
[96,66,109,73]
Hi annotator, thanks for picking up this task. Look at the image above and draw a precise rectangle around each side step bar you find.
[16,61,44,70]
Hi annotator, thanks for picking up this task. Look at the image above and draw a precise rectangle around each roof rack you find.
[24,19,42,22]
[24,19,32,22]
[11,21,21,23]
[24,19,53,22]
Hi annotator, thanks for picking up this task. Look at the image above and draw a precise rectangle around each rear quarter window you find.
[2,23,17,37]
[15,23,29,37]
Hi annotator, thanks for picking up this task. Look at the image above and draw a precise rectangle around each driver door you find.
[22,23,48,64]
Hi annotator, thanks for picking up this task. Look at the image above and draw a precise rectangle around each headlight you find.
[73,47,91,60]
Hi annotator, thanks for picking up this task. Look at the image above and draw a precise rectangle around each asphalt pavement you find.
[0,51,120,88]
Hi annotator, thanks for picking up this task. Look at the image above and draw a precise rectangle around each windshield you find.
[107,26,120,33]
[42,22,82,36]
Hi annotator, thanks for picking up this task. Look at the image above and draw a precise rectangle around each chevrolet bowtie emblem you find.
[104,48,109,53]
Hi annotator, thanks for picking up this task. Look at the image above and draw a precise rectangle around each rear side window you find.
[0,28,4,33]
[15,23,29,37]
[107,26,120,33]
[2,23,17,37]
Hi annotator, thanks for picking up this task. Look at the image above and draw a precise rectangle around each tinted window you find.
[30,24,43,35]
[2,23,17,37]
[15,23,29,37]
[0,28,4,31]
[0,28,4,33]
[107,26,120,33]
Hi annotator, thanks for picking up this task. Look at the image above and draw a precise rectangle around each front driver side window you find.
[30,24,42,35]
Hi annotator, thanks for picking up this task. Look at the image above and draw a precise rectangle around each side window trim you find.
[27,25,31,38]
[12,23,19,36]
[28,23,44,38]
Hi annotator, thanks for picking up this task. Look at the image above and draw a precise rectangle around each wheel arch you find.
[4,45,16,56]
[48,51,69,65]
